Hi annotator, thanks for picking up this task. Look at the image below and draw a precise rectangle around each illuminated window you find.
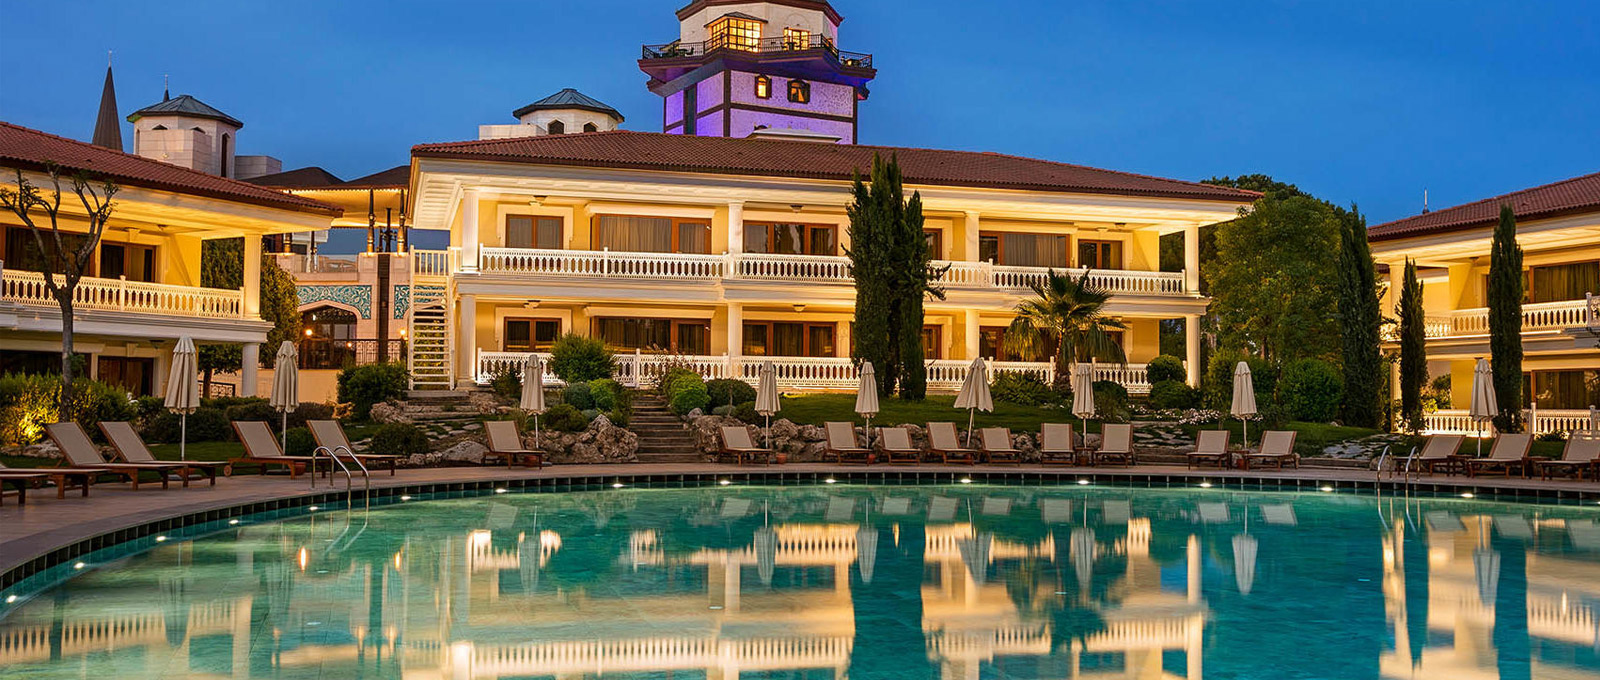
[754,75,771,99]
[708,15,762,52]
[782,27,812,49]
[547,120,565,134]
[788,79,810,104]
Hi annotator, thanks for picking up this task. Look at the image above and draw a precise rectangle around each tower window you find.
[782,28,812,49]
[754,75,771,99]
[788,80,810,104]
[708,15,762,52]
[583,122,598,132]
[547,120,565,134]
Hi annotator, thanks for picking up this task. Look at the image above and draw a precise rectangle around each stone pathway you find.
[629,396,702,463]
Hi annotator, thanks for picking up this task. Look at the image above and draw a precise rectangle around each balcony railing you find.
[1,268,245,319]
[641,35,872,69]
[298,338,407,370]
[1423,408,1596,436]
[441,248,1191,297]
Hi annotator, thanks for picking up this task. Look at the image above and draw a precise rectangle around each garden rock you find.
[369,401,412,425]
[468,392,501,414]
[438,440,489,465]
[545,413,638,464]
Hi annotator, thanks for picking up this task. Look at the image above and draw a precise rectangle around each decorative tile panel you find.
[392,285,411,319]
[297,284,372,319]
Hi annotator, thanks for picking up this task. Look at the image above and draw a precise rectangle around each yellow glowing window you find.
[783,27,812,49]
[709,16,761,52]
[788,79,810,104]
[754,74,771,99]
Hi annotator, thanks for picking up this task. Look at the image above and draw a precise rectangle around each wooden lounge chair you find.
[1535,432,1600,481]
[719,426,771,466]
[99,421,223,486]
[1038,424,1079,465]
[824,422,873,464]
[878,427,923,465]
[1240,430,1299,470]
[0,462,94,501]
[0,471,46,506]
[979,428,1021,465]
[485,420,544,468]
[927,422,980,465]
[229,421,316,478]
[46,422,192,490]
[1185,430,1232,469]
[307,420,400,475]
[1408,434,1466,476]
[1464,433,1534,478]
[1091,424,1136,466]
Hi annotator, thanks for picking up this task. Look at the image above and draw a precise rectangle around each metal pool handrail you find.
[311,446,370,493]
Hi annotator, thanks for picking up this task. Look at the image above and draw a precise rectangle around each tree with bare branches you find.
[0,164,119,421]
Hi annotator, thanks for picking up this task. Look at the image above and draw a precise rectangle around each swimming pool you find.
[1,484,1596,679]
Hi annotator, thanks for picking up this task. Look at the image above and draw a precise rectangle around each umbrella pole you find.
[966,408,976,448]
[280,411,288,454]
[1242,419,1249,451]
[764,415,771,449]
[180,413,188,461]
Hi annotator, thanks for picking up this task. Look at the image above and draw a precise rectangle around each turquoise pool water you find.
[1,485,1597,679]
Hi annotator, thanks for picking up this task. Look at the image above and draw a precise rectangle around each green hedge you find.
[707,378,756,409]
[667,373,710,415]
[370,423,430,455]
[991,372,1056,406]
[1146,355,1186,385]
[1279,358,1343,422]
[1148,379,1198,409]
[548,334,614,383]
[0,373,135,446]
[337,362,408,420]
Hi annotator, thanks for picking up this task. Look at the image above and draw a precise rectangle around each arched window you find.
[299,306,359,369]
[220,133,231,177]
[547,119,565,134]
[754,75,771,99]
[787,79,810,104]
[583,122,598,133]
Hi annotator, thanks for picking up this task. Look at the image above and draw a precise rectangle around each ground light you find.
[719,479,731,486]
[1320,487,1335,493]
[824,478,837,484]
[1461,493,1475,499]
[959,478,972,484]
[400,495,412,501]
[1198,482,1213,489]
[155,536,167,542]
[495,488,508,494]
[1077,479,1091,486]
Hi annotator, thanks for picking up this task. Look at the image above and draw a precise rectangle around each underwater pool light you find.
[719,479,732,486]
[308,505,320,511]
[228,519,240,525]
[400,495,412,501]
[495,488,508,494]
[1320,486,1335,493]
[612,482,625,488]
[824,478,837,484]
[1077,479,1091,486]
[73,562,85,570]
[155,536,167,542]
[1461,493,1474,499]
[1198,482,1213,489]
[959,478,972,484]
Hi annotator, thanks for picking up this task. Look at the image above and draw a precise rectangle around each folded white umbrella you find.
[1468,358,1497,456]
[953,357,993,448]
[1071,362,1096,436]
[755,361,780,447]
[1231,361,1258,449]
[856,524,879,584]
[164,337,200,460]
[958,533,992,585]
[855,361,880,449]
[1233,533,1259,595]
[269,340,299,453]
[1071,526,1096,592]
[754,525,777,586]
[522,356,547,445]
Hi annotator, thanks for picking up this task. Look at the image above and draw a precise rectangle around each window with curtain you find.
[4,226,90,274]
[1527,261,1600,303]
[782,27,812,49]
[980,232,1068,267]
[979,325,1056,362]
[743,322,835,357]
[921,326,941,359]
[594,318,710,354]
[596,215,709,254]
[506,216,562,249]
[1527,369,1600,409]
[924,230,943,260]
[745,223,836,255]
[504,318,560,351]
[1077,240,1123,269]
[98,242,157,282]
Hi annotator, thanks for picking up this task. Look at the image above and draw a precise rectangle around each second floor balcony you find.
[1384,297,1596,341]
[1,266,247,320]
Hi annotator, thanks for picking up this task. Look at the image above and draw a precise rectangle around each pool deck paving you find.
[2,462,1597,581]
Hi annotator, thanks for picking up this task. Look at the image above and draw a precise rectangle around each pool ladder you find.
[311,445,370,494]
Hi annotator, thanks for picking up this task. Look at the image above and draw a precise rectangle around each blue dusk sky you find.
[1,0,1595,228]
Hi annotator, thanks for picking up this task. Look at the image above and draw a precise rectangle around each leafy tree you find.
[1487,205,1524,432]
[1336,206,1382,427]
[847,154,943,398]
[1004,269,1127,368]
[197,238,301,394]
[0,166,118,421]
[1397,259,1427,433]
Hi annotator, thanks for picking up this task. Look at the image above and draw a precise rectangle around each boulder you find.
[369,401,412,425]
[438,440,489,465]
[468,392,501,414]
[547,413,638,464]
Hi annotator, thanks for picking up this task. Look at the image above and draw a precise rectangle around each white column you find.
[727,201,745,255]
[459,294,477,386]
[241,342,260,397]
[461,189,480,273]
[1186,534,1201,604]
[243,235,262,317]
[727,302,743,376]
[1184,314,1200,387]
[964,309,981,359]
[963,211,981,261]
[1183,223,1200,294]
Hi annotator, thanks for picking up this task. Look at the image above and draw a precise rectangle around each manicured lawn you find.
[774,394,1092,432]
[1172,420,1384,455]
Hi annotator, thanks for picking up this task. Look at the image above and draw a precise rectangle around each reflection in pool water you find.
[0,486,1597,679]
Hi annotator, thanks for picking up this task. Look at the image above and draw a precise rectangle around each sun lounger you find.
[1463,434,1533,478]
[1408,434,1465,476]
[1038,424,1079,465]
[99,421,223,486]
[927,422,979,465]
[307,420,400,475]
[229,421,316,478]
[0,462,94,501]
[719,426,771,466]
[1534,432,1600,481]
[824,422,873,464]
[0,471,46,506]
[1240,430,1298,470]
[46,422,195,490]
[979,428,1020,465]
[878,427,923,465]
[1091,424,1135,466]
[1185,430,1231,469]
[485,420,545,468]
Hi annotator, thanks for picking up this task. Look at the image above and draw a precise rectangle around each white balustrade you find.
[739,357,859,389]
[1090,363,1153,394]
[1447,299,1590,336]
[2,269,244,318]
[735,253,852,281]
[931,260,1186,296]
[1423,408,1594,436]
[411,249,454,277]
[480,247,724,279]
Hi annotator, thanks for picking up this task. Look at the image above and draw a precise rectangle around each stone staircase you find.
[629,395,703,463]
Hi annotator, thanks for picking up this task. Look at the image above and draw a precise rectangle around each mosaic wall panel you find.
[392,285,410,319]
[297,284,372,319]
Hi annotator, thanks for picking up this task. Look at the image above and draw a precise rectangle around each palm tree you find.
[1004,269,1127,367]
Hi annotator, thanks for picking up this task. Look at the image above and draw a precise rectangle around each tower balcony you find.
[640,35,874,87]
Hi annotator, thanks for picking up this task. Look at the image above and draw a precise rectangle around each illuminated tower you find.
[638,0,876,143]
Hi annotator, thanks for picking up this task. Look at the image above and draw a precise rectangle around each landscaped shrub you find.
[1279,358,1343,422]
[712,405,737,417]
[0,374,143,445]
[489,367,522,401]
[606,408,629,427]
[284,427,316,456]
[287,402,335,430]
[1204,351,1277,410]
[1146,355,1187,385]
[1092,380,1131,423]
[1148,379,1198,409]
[336,362,408,420]
[706,378,757,409]
[142,407,232,444]
[657,367,699,398]
[669,377,710,415]
[224,400,278,424]
[589,378,631,411]
[732,400,760,424]
[990,372,1056,406]
[563,382,595,410]
[72,378,135,439]
[548,334,614,383]
[543,403,591,432]
[203,395,268,411]
[371,423,430,455]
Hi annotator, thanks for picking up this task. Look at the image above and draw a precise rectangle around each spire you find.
[91,54,123,151]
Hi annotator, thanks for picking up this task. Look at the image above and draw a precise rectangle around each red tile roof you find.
[0,121,340,217]
[412,131,1260,203]
[1369,171,1600,241]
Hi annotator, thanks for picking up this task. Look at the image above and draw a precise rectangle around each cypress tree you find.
[1397,259,1427,433]
[847,154,943,398]
[1336,206,1382,427]
[1487,204,1524,432]
[847,155,895,394]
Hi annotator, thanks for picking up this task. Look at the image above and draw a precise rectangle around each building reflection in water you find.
[0,489,1597,679]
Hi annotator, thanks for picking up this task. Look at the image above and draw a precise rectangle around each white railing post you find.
[602,247,611,277]
[632,349,642,387]
[118,275,127,311]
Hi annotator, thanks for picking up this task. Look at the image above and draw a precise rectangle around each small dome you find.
[512,88,624,123]
[127,94,242,128]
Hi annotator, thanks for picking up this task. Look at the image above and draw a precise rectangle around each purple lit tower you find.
[639,0,876,144]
